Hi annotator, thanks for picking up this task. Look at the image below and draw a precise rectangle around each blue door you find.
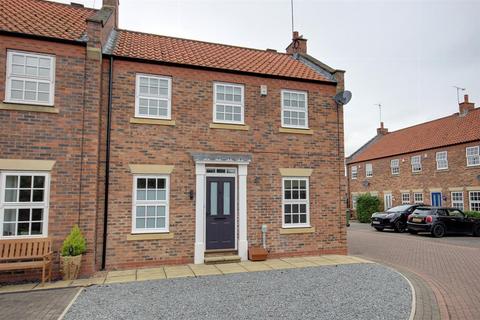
[431,192,442,206]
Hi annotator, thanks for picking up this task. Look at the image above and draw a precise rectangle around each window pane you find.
[17,223,29,235]
[136,206,145,217]
[285,204,291,213]
[20,176,32,188]
[157,179,165,189]
[11,90,23,100]
[136,218,145,229]
[11,80,23,90]
[6,176,18,188]
[32,209,43,221]
[18,209,30,221]
[146,218,155,228]
[38,92,49,102]
[146,206,156,216]
[223,182,230,215]
[147,190,156,200]
[19,190,31,202]
[3,223,15,236]
[4,209,16,222]
[157,206,166,217]
[33,176,45,188]
[137,178,146,189]
[32,190,44,202]
[210,182,217,216]
[5,190,17,202]
[285,215,291,223]
[31,223,42,235]
[156,217,166,228]
[137,190,146,200]
[157,190,166,201]
[147,179,156,189]
[300,215,306,223]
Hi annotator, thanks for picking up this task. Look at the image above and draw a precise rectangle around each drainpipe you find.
[101,56,114,270]
[261,224,267,249]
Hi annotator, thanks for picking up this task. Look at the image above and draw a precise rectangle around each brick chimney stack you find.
[103,0,119,27]
[459,94,475,116]
[377,122,388,135]
[286,31,307,55]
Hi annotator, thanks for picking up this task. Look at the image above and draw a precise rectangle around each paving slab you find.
[104,275,136,284]
[164,265,195,279]
[188,264,222,277]
[107,269,137,277]
[0,283,38,293]
[302,256,340,266]
[280,257,317,268]
[215,263,248,274]
[71,277,106,286]
[35,280,72,290]
[262,258,296,269]
[238,261,272,272]
[136,267,166,281]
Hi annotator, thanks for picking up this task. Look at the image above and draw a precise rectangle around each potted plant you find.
[60,225,86,280]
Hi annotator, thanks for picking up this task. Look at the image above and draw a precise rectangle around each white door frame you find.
[193,156,250,264]
[384,193,393,210]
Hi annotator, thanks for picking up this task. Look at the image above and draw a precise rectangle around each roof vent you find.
[70,2,84,7]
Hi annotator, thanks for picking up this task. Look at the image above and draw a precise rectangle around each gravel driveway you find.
[65,264,411,320]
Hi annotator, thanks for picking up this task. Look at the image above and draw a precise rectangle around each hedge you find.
[464,211,480,218]
[356,194,382,223]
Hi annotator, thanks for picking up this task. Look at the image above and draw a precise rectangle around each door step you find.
[204,255,241,264]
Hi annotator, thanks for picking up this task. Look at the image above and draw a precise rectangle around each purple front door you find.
[206,177,235,250]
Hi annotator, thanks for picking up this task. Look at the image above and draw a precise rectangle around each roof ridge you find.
[386,107,479,135]
[29,0,97,11]
[116,28,291,57]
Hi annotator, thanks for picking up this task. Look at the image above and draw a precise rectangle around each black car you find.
[371,204,426,233]
[407,207,480,238]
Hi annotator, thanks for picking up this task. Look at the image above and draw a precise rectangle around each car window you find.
[448,209,464,218]
[386,205,411,212]
[437,209,448,216]
[413,208,433,216]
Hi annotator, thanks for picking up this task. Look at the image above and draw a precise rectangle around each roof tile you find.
[348,108,480,163]
[0,0,96,41]
[112,30,332,82]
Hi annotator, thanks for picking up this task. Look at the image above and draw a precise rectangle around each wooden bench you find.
[0,238,53,285]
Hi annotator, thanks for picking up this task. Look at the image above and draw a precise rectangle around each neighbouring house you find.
[346,95,480,216]
[0,0,347,280]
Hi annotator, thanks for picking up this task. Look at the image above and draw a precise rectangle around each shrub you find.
[464,211,480,219]
[356,194,381,223]
[61,225,86,257]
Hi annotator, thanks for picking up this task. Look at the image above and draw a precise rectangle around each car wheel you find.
[374,227,384,232]
[473,225,480,237]
[431,224,446,238]
[394,221,406,233]
[408,230,418,235]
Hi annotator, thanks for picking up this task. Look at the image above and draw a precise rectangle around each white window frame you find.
[352,194,358,209]
[469,191,480,212]
[135,73,172,120]
[5,50,55,106]
[351,166,358,180]
[131,175,170,234]
[390,159,400,175]
[411,155,422,173]
[451,192,464,210]
[401,193,410,204]
[413,192,423,204]
[213,82,244,124]
[365,163,373,178]
[436,151,448,170]
[282,177,310,228]
[466,146,480,167]
[0,171,50,239]
[281,89,309,129]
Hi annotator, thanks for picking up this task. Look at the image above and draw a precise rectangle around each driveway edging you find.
[57,287,83,320]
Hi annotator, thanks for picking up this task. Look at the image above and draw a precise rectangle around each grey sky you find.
[59,0,480,156]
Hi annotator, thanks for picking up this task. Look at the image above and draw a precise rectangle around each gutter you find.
[101,55,114,270]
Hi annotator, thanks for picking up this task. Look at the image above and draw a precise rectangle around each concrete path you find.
[348,221,480,320]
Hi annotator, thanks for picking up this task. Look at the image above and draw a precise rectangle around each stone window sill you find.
[126,233,174,241]
[130,117,176,126]
[209,123,250,131]
[279,227,315,234]
[1,102,59,114]
[278,127,313,135]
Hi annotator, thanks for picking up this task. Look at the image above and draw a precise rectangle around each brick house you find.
[0,0,347,279]
[346,95,480,215]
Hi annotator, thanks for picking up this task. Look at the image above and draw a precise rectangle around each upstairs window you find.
[351,166,358,180]
[390,159,400,175]
[1,172,50,238]
[466,146,480,166]
[5,50,55,106]
[281,90,308,129]
[411,155,422,173]
[213,82,244,124]
[282,177,309,227]
[365,163,373,177]
[401,193,410,204]
[436,151,448,170]
[135,74,172,119]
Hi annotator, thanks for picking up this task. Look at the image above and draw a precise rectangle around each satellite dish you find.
[334,90,352,105]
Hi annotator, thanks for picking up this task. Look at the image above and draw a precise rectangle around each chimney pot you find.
[286,30,308,55]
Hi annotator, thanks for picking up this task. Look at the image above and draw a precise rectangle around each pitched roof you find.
[347,108,480,163]
[0,0,96,41]
[110,30,334,82]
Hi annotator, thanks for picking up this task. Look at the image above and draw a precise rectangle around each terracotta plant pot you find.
[60,254,82,280]
[248,246,268,261]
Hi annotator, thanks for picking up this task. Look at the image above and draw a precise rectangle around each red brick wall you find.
[104,59,347,270]
[0,35,100,280]
[347,141,480,212]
